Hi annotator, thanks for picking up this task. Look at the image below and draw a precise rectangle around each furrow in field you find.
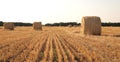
[53,33,66,62]
[36,34,48,62]
[0,35,34,61]
[58,35,81,62]
[55,32,76,62]
[9,32,42,62]
[57,29,103,62]
[40,32,51,62]
[25,32,48,62]
[48,32,53,62]
[0,33,33,49]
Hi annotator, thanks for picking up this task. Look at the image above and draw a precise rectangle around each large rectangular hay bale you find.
[33,22,42,30]
[4,22,14,30]
[81,16,101,35]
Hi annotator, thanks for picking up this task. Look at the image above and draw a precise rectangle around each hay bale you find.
[81,16,101,35]
[4,22,14,30]
[68,24,72,27]
[33,22,42,30]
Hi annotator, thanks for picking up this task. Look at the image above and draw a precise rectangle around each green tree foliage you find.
[102,22,120,26]
[14,22,32,26]
[1,21,120,26]
[0,21,3,26]
[0,21,32,26]
[45,22,120,27]
[45,22,80,26]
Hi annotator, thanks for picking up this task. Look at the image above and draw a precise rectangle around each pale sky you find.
[0,0,120,24]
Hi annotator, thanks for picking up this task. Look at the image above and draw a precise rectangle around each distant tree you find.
[45,23,52,26]
[0,21,3,26]
[102,22,120,26]
[45,22,120,26]
[45,22,80,26]
[14,22,32,26]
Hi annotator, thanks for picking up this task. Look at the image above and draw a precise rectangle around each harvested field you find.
[0,26,120,62]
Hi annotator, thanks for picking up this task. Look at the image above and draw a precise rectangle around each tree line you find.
[45,22,120,26]
[0,21,32,26]
[45,22,80,26]
[0,21,120,26]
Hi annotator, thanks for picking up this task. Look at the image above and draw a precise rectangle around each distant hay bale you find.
[33,22,42,30]
[4,22,14,30]
[68,24,72,27]
[81,16,101,35]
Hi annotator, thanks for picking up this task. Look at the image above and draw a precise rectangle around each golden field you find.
[0,26,120,62]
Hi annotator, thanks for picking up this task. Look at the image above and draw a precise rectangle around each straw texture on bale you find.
[33,22,42,30]
[4,22,14,30]
[81,16,101,35]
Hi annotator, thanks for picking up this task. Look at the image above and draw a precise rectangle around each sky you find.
[0,0,120,24]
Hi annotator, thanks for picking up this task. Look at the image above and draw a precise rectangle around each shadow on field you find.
[102,34,120,37]
[73,31,80,33]
[112,35,120,37]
